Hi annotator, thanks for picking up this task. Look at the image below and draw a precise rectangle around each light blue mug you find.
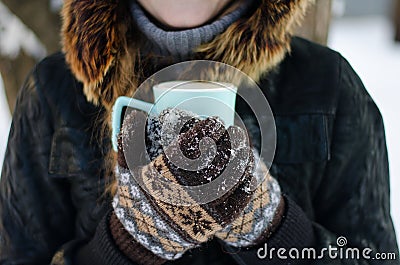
[111,81,238,151]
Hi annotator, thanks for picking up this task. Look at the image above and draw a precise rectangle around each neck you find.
[131,0,252,60]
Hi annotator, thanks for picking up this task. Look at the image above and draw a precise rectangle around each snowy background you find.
[0,0,399,246]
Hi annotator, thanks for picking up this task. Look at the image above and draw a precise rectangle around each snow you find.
[0,75,10,164]
[0,14,399,245]
[49,0,63,12]
[0,1,46,59]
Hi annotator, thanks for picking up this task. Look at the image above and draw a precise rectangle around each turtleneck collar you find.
[62,0,313,108]
[130,0,253,60]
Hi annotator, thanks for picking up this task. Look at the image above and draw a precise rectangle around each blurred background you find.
[0,0,399,246]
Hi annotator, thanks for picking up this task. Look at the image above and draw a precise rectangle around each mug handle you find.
[112,96,155,151]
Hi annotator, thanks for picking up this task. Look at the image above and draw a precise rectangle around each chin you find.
[137,0,230,29]
[156,9,216,29]
[161,17,211,29]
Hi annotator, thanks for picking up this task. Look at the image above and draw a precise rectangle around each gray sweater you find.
[130,0,253,60]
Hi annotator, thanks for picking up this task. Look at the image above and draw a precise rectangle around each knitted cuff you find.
[216,175,283,247]
[109,211,167,265]
[219,197,315,265]
[113,167,197,261]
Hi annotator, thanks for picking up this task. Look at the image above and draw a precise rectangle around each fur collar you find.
[62,0,313,110]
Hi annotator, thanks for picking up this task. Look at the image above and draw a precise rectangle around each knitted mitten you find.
[113,109,256,261]
[215,151,285,247]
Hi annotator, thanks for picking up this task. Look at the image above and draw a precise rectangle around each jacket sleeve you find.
[309,57,399,264]
[220,57,399,265]
[0,70,76,264]
[0,60,164,265]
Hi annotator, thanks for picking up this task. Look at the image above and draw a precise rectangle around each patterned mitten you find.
[113,109,256,261]
[215,150,285,247]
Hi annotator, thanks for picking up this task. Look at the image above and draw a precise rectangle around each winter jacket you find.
[1,0,399,264]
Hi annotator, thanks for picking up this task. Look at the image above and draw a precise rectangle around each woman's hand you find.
[113,108,256,260]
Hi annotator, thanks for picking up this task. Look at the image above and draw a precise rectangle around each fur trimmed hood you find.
[62,0,313,110]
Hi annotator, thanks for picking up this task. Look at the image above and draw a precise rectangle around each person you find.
[0,0,398,264]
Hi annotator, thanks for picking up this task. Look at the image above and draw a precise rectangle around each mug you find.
[111,81,238,151]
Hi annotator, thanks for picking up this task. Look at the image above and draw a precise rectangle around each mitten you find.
[215,150,285,247]
[113,109,256,261]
